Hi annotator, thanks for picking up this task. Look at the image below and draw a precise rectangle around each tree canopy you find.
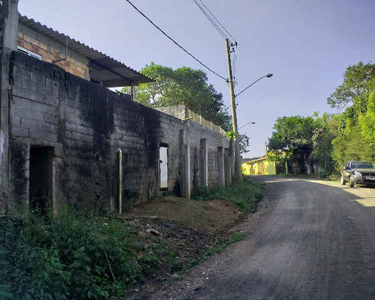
[267,113,338,175]
[267,116,318,173]
[327,62,375,109]
[267,61,375,175]
[122,63,251,154]
[330,81,375,168]
[122,63,231,130]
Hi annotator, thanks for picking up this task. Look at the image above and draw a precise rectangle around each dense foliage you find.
[0,210,174,300]
[327,62,375,109]
[330,88,375,169]
[268,61,375,176]
[310,113,338,176]
[267,115,317,173]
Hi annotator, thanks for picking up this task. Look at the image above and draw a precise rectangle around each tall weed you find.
[192,178,263,213]
[0,209,159,300]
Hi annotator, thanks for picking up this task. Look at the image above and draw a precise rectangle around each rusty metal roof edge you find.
[243,155,268,163]
[18,14,154,84]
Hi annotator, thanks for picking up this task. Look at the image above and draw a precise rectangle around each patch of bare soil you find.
[113,196,245,300]
[129,196,242,233]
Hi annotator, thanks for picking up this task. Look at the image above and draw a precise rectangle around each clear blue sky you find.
[19,0,375,157]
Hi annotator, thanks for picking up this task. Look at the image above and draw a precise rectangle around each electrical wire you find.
[193,0,227,40]
[232,50,237,81]
[196,0,237,43]
[125,0,227,82]
[192,0,238,85]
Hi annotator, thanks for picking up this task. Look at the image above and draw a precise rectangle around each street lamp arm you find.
[239,121,255,130]
[235,73,273,98]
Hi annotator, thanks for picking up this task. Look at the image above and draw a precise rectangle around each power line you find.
[233,49,237,80]
[193,0,227,40]
[196,0,237,43]
[196,1,227,39]
[125,0,227,82]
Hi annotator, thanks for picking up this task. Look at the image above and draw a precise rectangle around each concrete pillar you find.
[130,84,136,101]
[180,129,191,199]
[0,0,19,213]
[52,146,64,218]
[224,148,231,185]
[2,1,19,51]
[8,139,29,213]
[230,143,235,178]
[200,138,208,187]
[218,146,225,187]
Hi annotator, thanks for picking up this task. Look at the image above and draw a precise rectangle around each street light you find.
[226,40,273,181]
[229,72,273,181]
[233,74,273,180]
[239,121,255,130]
[235,74,273,98]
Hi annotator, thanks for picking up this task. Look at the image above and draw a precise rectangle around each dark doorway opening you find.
[159,143,168,190]
[29,146,53,214]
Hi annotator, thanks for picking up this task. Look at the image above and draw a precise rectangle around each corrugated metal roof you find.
[18,15,154,87]
[243,156,267,164]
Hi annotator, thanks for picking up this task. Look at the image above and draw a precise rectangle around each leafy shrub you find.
[0,209,163,300]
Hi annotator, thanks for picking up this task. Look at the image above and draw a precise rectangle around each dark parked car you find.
[341,161,375,187]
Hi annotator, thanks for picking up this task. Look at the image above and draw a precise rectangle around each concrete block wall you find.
[0,5,7,214]
[156,105,227,135]
[5,51,230,214]
[17,23,90,79]
[0,0,19,214]
[156,105,186,121]
[188,121,225,187]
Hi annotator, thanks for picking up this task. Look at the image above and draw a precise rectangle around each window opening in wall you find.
[17,45,42,60]
[159,143,168,190]
[29,146,53,215]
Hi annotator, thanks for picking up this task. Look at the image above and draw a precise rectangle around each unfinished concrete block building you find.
[0,1,232,215]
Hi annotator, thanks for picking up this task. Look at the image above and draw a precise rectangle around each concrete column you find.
[200,138,208,187]
[2,1,19,51]
[224,148,231,185]
[8,139,29,213]
[218,146,225,187]
[179,129,191,199]
[130,84,136,101]
[0,0,19,213]
[52,146,64,218]
[230,143,235,178]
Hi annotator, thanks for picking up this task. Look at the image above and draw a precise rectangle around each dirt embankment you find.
[114,196,247,299]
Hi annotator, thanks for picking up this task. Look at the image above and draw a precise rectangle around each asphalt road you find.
[151,176,375,300]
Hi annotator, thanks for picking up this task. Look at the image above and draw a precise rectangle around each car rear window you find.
[351,162,375,169]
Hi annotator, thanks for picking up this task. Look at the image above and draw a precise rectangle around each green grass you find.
[192,178,264,213]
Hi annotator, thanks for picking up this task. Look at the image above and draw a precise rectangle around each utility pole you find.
[226,39,242,181]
